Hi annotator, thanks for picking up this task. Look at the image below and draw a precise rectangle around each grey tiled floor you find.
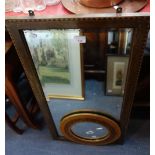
[5,119,150,155]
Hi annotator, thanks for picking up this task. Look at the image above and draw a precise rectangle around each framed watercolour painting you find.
[106,56,129,96]
[23,29,84,100]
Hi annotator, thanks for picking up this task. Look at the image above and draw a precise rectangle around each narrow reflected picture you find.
[113,62,125,89]
[24,30,70,85]
[106,56,129,96]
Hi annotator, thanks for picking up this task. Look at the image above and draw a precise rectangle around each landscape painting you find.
[23,29,84,100]
[23,29,70,85]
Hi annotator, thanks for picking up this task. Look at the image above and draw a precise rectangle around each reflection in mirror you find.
[108,28,133,55]
[49,79,123,136]
[23,29,84,100]
[124,29,133,55]
[71,122,109,139]
[23,28,133,137]
[106,56,129,96]
[107,30,119,54]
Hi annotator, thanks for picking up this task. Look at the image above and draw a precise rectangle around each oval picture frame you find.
[60,110,121,145]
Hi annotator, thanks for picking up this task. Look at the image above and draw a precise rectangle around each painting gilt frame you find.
[5,13,149,144]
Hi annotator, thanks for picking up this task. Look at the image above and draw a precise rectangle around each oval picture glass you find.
[71,122,109,139]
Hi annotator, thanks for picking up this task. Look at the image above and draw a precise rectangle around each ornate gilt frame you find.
[5,13,149,144]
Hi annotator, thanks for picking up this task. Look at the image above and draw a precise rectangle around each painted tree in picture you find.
[24,30,71,85]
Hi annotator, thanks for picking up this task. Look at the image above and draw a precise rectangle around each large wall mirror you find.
[6,13,149,145]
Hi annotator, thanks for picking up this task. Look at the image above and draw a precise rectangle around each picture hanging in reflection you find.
[23,29,84,100]
[106,56,129,96]
[113,62,125,89]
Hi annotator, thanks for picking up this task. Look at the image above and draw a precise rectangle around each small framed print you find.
[23,29,84,100]
[106,56,129,96]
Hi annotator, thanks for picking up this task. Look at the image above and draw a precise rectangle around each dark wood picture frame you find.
[5,13,149,144]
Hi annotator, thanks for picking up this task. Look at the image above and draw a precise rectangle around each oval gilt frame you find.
[60,110,121,145]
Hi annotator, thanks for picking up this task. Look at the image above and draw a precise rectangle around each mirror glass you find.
[23,28,133,137]
[47,28,133,136]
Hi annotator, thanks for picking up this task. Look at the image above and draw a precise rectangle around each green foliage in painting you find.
[26,30,71,85]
